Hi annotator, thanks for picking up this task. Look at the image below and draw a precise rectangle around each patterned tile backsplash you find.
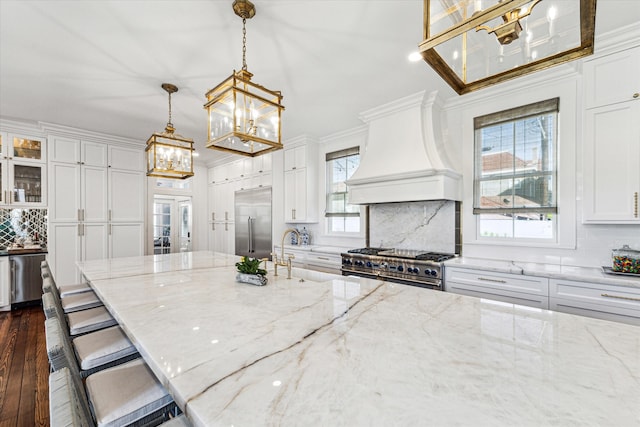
[0,208,48,249]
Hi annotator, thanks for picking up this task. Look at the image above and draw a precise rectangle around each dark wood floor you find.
[0,306,49,427]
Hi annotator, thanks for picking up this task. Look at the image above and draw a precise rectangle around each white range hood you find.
[346,90,461,204]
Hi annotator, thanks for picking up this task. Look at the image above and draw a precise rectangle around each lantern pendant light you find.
[204,0,285,157]
[146,83,194,179]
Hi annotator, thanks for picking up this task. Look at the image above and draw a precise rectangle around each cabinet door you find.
[48,223,82,286]
[584,46,640,109]
[0,257,9,308]
[110,223,144,258]
[9,161,46,206]
[48,162,81,222]
[253,152,272,174]
[109,145,144,171]
[284,168,307,222]
[109,169,144,222]
[284,146,306,171]
[82,223,109,261]
[49,136,80,164]
[583,102,640,223]
[284,169,297,222]
[225,222,235,255]
[82,166,108,222]
[8,134,46,163]
[82,141,108,167]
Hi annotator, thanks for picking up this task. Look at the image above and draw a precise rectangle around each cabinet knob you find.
[634,93,640,99]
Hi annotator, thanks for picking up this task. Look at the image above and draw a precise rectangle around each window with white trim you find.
[474,98,558,240]
[326,147,360,233]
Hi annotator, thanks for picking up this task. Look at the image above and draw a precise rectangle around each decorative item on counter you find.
[235,256,268,286]
[290,228,299,245]
[300,227,310,245]
[612,245,640,274]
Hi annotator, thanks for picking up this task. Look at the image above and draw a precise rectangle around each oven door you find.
[342,269,442,290]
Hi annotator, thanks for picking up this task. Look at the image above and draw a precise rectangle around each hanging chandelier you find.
[204,0,285,157]
[419,0,596,95]
[146,83,194,179]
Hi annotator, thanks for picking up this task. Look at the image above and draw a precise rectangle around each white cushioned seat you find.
[61,291,103,313]
[67,306,117,336]
[161,414,191,426]
[59,282,93,298]
[85,358,174,427]
[73,326,138,371]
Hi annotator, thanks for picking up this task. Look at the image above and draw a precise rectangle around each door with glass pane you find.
[152,196,192,254]
[178,199,192,252]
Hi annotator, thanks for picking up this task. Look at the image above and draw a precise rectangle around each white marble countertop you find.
[78,251,640,426]
[445,257,640,289]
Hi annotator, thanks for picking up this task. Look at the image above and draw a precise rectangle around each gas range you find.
[341,247,456,290]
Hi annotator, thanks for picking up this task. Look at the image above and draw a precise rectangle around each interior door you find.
[152,196,192,254]
[177,198,192,252]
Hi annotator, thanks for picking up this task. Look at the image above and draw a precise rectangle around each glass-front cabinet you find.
[0,133,47,206]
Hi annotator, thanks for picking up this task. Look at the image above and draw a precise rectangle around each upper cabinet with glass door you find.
[0,132,47,207]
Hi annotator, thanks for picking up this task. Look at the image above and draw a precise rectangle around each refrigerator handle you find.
[248,216,253,253]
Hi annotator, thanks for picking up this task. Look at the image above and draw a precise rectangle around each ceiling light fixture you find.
[146,83,194,179]
[419,0,596,95]
[204,0,285,157]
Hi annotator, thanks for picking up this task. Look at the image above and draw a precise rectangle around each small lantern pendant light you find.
[204,0,285,157]
[146,83,194,179]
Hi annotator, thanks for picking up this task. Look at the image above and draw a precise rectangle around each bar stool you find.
[46,315,180,426]
[43,290,117,336]
[45,314,139,378]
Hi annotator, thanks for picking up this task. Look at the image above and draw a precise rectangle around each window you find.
[326,147,360,233]
[474,98,558,240]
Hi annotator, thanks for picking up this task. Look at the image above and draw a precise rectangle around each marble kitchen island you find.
[78,251,640,426]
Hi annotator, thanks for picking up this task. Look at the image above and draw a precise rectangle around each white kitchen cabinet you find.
[108,169,144,222]
[252,152,272,174]
[283,141,317,223]
[582,45,640,224]
[0,133,47,207]
[48,137,145,285]
[583,45,640,109]
[444,267,549,309]
[284,146,307,171]
[110,223,144,258]
[208,221,235,255]
[582,102,640,223]
[0,257,9,310]
[550,278,640,326]
[108,145,144,171]
[284,168,308,222]
[48,223,83,285]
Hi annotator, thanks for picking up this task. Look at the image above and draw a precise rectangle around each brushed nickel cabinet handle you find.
[78,224,83,236]
[212,223,215,231]
[78,209,82,221]
[108,209,112,221]
[316,256,330,261]
[601,293,640,302]
[478,277,507,284]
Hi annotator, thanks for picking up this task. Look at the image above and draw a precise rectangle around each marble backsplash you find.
[369,200,460,254]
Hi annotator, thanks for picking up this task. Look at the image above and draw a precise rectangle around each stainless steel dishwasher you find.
[10,253,46,308]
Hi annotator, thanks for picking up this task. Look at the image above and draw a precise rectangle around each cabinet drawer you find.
[550,278,640,316]
[445,268,548,296]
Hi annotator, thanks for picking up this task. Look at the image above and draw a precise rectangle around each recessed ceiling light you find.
[408,51,422,62]
[193,151,200,157]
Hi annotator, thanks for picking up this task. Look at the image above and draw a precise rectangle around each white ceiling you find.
[1,1,638,166]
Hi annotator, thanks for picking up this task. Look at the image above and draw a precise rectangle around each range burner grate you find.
[347,247,391,256]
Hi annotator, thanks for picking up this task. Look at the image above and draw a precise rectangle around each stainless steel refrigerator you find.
[235,187,272,260]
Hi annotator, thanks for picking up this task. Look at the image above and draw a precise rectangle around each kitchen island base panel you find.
[77,252,640,426]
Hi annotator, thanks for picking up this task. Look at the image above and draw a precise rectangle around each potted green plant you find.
[235,257,268,286]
